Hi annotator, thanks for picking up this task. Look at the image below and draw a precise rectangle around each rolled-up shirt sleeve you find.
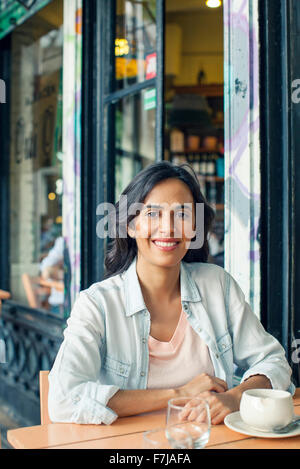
[48,291,120,424]
[226,273,295,395]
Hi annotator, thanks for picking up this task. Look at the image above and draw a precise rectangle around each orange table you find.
[7,389,300,449]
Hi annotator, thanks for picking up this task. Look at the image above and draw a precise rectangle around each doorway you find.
[164,0,224,267]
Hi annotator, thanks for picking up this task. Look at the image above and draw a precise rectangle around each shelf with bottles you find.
[170,151,224,210]
[170,152,224,179]
[173,84,224,98]
[211,203,224,212]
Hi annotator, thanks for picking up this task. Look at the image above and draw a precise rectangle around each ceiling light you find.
[206,0,222,8]
[48,192,56,201]
[115,38,129,57]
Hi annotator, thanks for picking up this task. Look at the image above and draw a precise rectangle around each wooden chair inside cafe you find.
[0,290,11,301]
[21,273,51,310]
[0,289,11,316]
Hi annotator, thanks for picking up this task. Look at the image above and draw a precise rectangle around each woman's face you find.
[127,178,196,268]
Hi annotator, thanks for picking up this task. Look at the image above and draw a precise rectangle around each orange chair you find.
[22,274,50,309]
[0,290,10,300]
[39,371,51,425]
[0,290,10,317]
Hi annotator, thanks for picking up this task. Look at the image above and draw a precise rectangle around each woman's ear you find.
[127,223,136,239]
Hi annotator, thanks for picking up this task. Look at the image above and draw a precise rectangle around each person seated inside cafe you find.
[40,236,64,315]
[48,161,295,425]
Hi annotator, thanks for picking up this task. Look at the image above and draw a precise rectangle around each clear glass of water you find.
[143,426,193,449]
[166,397,211,449]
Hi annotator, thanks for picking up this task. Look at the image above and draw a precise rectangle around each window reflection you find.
[114,88,156,200]
[114,0,157,91]
[9,0,64,315]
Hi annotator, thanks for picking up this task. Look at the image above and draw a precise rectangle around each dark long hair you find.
[103,161,215,279]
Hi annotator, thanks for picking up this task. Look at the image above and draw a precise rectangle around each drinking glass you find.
[166,397,211,449]
[143,426,193,449]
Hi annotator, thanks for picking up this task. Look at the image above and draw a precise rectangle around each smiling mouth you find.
[153,241,178,246]
[151,240,180,250]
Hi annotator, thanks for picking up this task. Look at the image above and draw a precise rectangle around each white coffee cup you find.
[239,389,294,432]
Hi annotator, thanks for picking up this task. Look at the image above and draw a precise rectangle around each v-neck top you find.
[147,309,215,389]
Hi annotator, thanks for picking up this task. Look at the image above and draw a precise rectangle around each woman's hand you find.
[186,390,240,425]
[177,373,228,398]
[183,375,272,425]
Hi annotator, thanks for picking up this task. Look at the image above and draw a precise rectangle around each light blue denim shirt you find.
[48,257,295,425]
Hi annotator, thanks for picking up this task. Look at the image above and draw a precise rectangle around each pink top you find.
[147,309,215,389]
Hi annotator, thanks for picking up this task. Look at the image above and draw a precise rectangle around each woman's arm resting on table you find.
[107,388,176,417]
[192,272,294,425]
[107,374,228,418]
[49,292,228,424]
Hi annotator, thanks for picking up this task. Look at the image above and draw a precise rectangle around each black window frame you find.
[0,34,11,292]
[259,0,300,386]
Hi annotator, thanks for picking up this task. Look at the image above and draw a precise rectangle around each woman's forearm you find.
[107,387,178,418]
[227,374,272,405]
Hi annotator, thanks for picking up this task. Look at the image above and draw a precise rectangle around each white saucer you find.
[224,412,300,439]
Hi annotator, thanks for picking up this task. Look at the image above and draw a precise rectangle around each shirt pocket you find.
[216,332,233,355]
[102,355,131,389]
[216,331,234,376]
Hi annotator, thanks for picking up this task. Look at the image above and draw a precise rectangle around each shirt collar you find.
[123,256,201,317]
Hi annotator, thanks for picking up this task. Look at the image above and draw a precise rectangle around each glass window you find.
[114,87,156,199]
[9,0,64,315]
[102,1,159,204]
[112,0,157,92]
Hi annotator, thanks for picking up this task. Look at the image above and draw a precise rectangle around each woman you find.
[48,161,294,425]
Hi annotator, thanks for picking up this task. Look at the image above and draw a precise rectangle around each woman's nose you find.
[158,211,175,235]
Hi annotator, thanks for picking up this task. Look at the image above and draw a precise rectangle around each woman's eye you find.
[147,211,159,218]
[177,212,189,219]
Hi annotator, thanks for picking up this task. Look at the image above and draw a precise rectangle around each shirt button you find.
[222,344,226,349]
[183,304,189,311]
[215,353,219,359]
[140,371,145,377]
[142,338,147,344]
[119,367,125,374]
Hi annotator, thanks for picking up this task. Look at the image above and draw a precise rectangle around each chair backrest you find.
[22,274,39,309]
[22,274,51,309]
[0,290,10,300]
[0,290,11,315]
[39,370,51,425]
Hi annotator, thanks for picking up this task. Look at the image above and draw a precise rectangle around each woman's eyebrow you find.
[145,204,161,209]
[144,204,193,211]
